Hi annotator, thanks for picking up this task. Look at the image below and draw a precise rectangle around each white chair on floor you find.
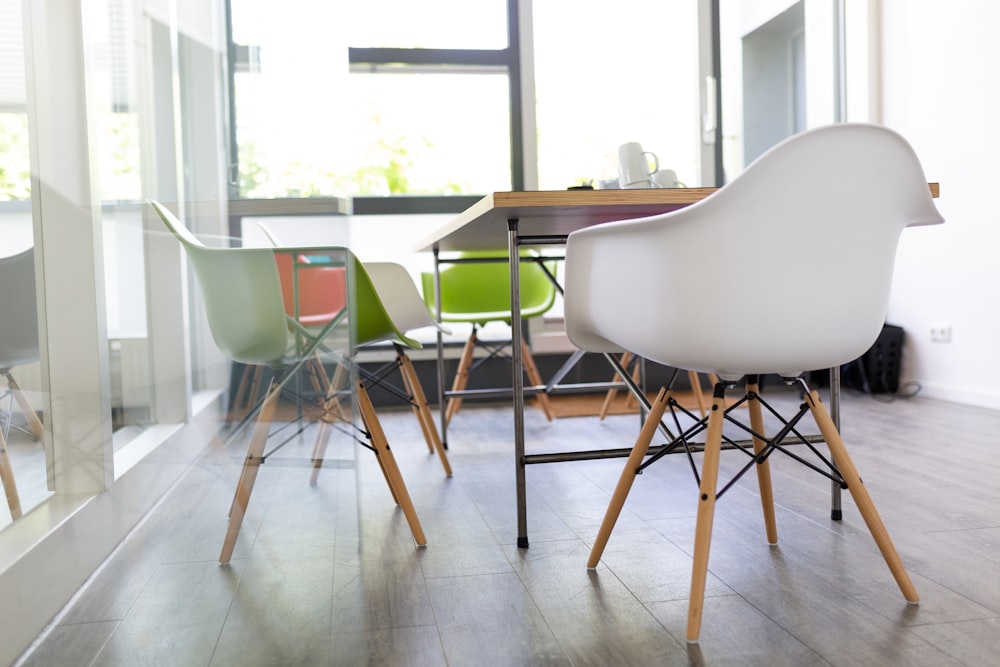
[563,123,942,642]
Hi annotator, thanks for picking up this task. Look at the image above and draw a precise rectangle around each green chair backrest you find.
[151,201,290,366]
[421,250,558,325]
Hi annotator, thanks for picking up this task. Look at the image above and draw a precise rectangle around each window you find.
[229,0,516,212]
[532,0,702,190]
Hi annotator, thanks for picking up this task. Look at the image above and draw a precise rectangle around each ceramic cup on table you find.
[617,142,659,189]
[652,168,680,188]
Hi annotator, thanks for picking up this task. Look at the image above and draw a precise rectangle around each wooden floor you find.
[13,386,1000,666]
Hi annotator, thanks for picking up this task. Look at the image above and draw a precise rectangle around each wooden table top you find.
[415,184,940,253]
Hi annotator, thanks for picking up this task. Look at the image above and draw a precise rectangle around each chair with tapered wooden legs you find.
[0,248,45,522]
[422,250,558,425]
[564,123,941,642]
[151,200,428,563]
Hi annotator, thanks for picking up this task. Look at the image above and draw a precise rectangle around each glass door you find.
[717,0,844,181]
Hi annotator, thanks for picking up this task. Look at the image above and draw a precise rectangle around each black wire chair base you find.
[639,375,847,503]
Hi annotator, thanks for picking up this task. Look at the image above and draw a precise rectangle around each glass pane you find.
[347,73,511,195]
[236,71,511,198]
[717,1,838,182]
[231,2,511,198]
[344,0,508,50]
[87,0,142,202]
[0,0,51,530]
[533,0,701,190]
[84,0,154,448]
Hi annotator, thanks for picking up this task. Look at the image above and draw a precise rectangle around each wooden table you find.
[416,189,727,547]
[416,185,939,548]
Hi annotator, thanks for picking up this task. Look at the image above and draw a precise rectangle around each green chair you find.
[150,200,427,563]
[422,251,558,425]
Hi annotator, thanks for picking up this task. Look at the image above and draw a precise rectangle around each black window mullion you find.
[507,0,523,191]
[348,47,515,68]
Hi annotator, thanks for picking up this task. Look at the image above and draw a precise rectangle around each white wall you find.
[878,0,1000,408]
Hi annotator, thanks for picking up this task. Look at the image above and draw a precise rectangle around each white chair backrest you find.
[365,262,449,335]
[0,248,40,371]
[564,123,943,378]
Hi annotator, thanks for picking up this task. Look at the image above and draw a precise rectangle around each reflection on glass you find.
[0,0,51,529]
[83,0,154,446]
[151,200,362,562]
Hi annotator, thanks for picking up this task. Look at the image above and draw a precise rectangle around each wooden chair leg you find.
[356,381,427,547]
[689,371,708,418]
[623,362,642,409]
[398,350,452,477]
[804,389,919,603]
[520,339,553,421]
[746,379,778,545]
[230,364,252,421]
[397,355,434,454]
[687,386,727,643]
[588,387,670,569]
[6,374,43,441]
[0,430,22,521]
[599,351,633,421]
[445,331,477,426]
[231,364,264,422]
[220,378,280,564]
[309,355,347,423]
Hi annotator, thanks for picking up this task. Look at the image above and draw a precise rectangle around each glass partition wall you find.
[0,1,247,660]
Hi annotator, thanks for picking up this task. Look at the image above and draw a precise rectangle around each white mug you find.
[652,169,679,188]
[617,142,659,189]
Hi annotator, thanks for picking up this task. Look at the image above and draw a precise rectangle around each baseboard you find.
[915,381,1000,411]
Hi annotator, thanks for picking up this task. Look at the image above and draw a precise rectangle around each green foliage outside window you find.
[0,114,31,201]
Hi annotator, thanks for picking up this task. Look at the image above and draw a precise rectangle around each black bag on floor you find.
[841,323,904,394]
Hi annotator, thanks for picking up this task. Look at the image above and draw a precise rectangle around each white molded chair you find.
[0,248,45,521]
[564,123,942,642]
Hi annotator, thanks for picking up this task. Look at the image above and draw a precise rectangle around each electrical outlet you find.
[929,321,952,342]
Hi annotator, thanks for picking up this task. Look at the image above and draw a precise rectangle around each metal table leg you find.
[507,219,529,548]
